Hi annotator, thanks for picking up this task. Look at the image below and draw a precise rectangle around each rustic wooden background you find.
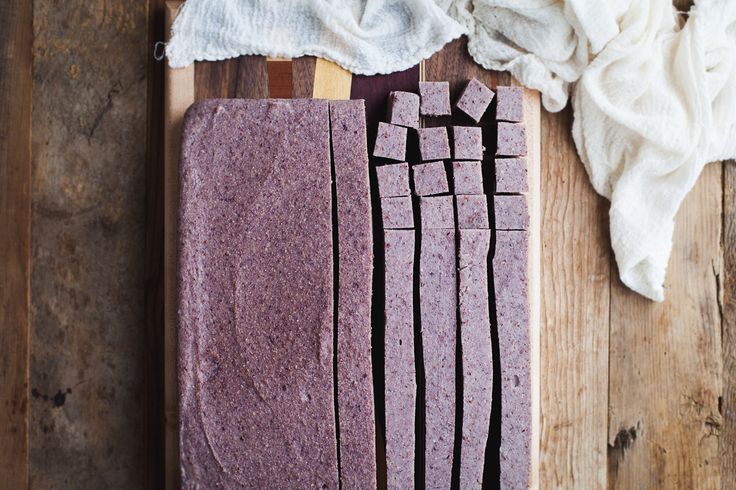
[1,0,734,488]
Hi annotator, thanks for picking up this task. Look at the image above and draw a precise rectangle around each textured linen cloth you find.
[167,0,736,301]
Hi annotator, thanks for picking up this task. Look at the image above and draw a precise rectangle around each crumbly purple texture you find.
[381,196,414,229]
[455,78,494,122]
[374,122,407,161]
[496,122,527,156]
[452,126,484,160]
[384,230,417,490]
[417,126,451,161]
[419,81,452,116]
[387,91,420,129]
[412,161,449,196]
[376,162,411,198]
[495,86,524,122]
[420,228,457,489]
[495,157,528,193]
[329,100,377,489]
[493,230,531,490]
[420,195,455,229]
[452,161,484,195]
[457,195,490,229]
[178,99,338,488]
[494,194,529,230]
[458,229,492,490]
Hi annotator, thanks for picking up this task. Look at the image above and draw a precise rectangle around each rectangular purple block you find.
[420,228,457,490]
[376,162,411,198]
[455,78,494,122]
[495,86,524,122]
[496,122,527,157]
[178,99,338,488]
[458,229,492,490]
[374,122,407,161]
[452,126,484,161]
[417,126,451,161]
[384,230,417,490]
[413,161,449,196]
[495,157,528,193]
[329,100,376,489]
[387,91,420,129]
[457,194,489,229]
[493,230,531,490]
[381,196,414,230]
[452,161,484,195]
[419,195,454,229]
[494,194,529,230]
[419,81,452,116]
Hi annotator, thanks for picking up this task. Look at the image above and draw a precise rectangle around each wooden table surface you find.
[1,0,734,488]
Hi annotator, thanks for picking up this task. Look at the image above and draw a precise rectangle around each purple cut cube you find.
[413,161,449,196]
[417,126,451,161]
[496,122,527,157]
[496,86,524,122]
[381,196,414,229]
[495,157,528,193]
[374,122,407,161]
[376,162,411,197]
[387,91,420,129]
[494,194,529,230]
[419,81,452,116]
[456,195,489,229]
[452,126,484,160]
[420,195,454,229]
[455,78,494,122]
[452,161,484,195]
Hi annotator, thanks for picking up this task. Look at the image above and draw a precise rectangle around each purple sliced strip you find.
[178,99,338,488]
[493,231,531,490]
[384,230,416,490]
[329,100,377,489]
[458,229,492,490]
[420,228,457,489]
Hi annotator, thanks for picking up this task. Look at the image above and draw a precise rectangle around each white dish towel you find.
[167,0,736,301]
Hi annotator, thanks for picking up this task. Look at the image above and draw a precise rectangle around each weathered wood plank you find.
[539,107,610,489]
[0,0,32,486]
[723,159,736,490]
[607,162,722,489]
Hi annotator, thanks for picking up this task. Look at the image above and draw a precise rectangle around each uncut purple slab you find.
[374,122,407,161]
[420,228,457,490]
[382,196,414,229]
[458,230,493,490]
[384,230,417,490]
[495,157,528,194]
[493,230,531,490]
[329,100,376,489]
[387,91,420,129]
[178,99,338,489]
[413,160,449,196]
[419,81,452,116]
[496,122,527,157]
[494,194,529,230]
[455,78,494,122]
[452,161,484,195]
[495,86,524,122]
[376,162,411,198]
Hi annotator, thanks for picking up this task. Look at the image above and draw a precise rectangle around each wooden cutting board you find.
[162,1,540,487]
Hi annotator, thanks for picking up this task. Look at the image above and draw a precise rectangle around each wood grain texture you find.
[723,160,736,490]
[539,107,610,489]
[0,0,32,486]
[608,162,723,489]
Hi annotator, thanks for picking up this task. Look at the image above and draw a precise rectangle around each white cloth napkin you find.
[166,0,736,301]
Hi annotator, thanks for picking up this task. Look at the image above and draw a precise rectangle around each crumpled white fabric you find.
[166,0,736,301]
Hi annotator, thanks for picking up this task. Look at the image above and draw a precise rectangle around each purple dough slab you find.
[420,228,457,490]
[457,195,490,230]
[387,91,420,129]
[495,157,528,193]
[455,78,494,122]
[376,162,411,198]
[382,196,414,229]
[384,230,417,490]
[458,230,492,490]
[413,161,449,196]
[494,194,529,230]
[417,126,451,161]
[496,122,527,157]
[452,126,484,161]
[495,86,524,122]
[493,230,531,490]
[329,100,377,489]
[374,122,407,161]
[178,99,338,488]
[420,195,454,229]
[419,81,452,116]
[452,161,484,195]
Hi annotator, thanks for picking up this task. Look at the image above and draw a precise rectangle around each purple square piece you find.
[381,196,414,229]
[496,122,527,157]
[419,81,451,116]
[417,126,451,161]
[374,122,407,161]
[495,86,524,122]
[376,162,411,197]
[420,196,454,229]
[494,194,529,230]
[452,161,484,195]
[387,91,420,129]
[455,78,494,122]
[413,161,449,196]
[495,157,528,193]
[456,195,489,229]
[452,126,484,160]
